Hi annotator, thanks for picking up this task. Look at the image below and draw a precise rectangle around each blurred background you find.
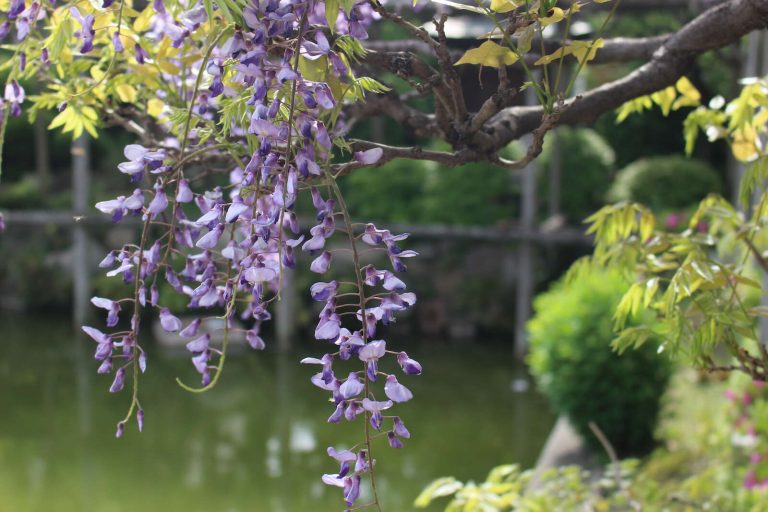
[0,1,758,510]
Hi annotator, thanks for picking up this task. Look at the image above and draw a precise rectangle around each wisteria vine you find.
[0,0,421,508]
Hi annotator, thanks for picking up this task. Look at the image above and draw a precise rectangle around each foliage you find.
[574,78,768,384]
[344,157,519,226]
[414,461,643,511]
[615,77,701,123]
[528,269,672,456]
[416,372,768,511]
[607,155,722,211]
[537,127,615,223]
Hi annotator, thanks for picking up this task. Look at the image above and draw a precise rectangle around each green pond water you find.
[0,316,555,512]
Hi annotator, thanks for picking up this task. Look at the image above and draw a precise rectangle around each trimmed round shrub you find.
[608,155,722,210]
[527,269,672,456]
[537,127,616,223]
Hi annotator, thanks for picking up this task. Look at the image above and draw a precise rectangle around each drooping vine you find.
[1,0,420,508]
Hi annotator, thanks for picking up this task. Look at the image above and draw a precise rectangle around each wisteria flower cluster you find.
[0,0,419,508]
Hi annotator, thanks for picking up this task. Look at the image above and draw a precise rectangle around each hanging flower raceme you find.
[28,0,418,508]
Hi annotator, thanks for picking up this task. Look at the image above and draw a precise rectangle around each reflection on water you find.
[0,316,555,511]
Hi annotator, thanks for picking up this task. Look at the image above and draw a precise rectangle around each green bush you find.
[342,158,427,223]
[607,156,722,210]
[527,269,672,456]
[537,127,615,223]
[343,157,520,226]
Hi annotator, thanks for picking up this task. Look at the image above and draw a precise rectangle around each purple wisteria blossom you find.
[69,7,95,53]
[77,1,415,508]
[4,80,24,117]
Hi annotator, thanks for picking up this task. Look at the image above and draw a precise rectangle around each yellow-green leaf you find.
[115,83,137,103]
[540,7,564,26]
[570,38,604,64]
[133,6,154,33]
[672,76,701,110]
[490,0,522,13]
[325,0,339,31]
[414,478,463,508]
[148,98,165,118]
[651,86,676,116]
[454,40,518,68]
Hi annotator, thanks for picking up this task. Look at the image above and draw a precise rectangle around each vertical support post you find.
[34,115,50,197]
[548,130,561,219]
[514,89,539,361]
[72,135,91,331]
[275,268,296,352]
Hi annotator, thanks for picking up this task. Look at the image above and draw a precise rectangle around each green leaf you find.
[489,0,523,13]
[355,76,391,95]
[455,40,519,68]
[429,0,486,13]
[414,477,463,508]
[325,0,339,32]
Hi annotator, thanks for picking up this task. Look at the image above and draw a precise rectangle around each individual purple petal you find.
[109,367,126,393]
[112,31,124,52]
[311,372,338,391]
[225,200,250,223]
[180,318,202,337]
[138,351,147,373]
[339,372,364,399]
[322,474,346,488]
[387,432,404,449]
[384,375,413,403]
[137,409,144,432]
[186,333,210,352]
[97,359,112,374]
[244,266,277,283]
[195,223,224,249]
[327,402,344,423]
[192,351,209,374]
[82,325,109,344]
[361,398,393,412]
[327,446,357,462]
[382,272,406,291]
[159,307,182,332]
[134,43,149,64]
[176,178,193,202]
[246,329,265,350]
[397,351,422,375]
[310,281,338,301]
[147,184,168,217]
[358,340,386,362]
[94,341,112,360]
[115,421,125,438]
[344,401,363,421]
[194,205,222,226]
[315,315,341,340]
[393,416,411,438]
[302,234,326,252]
[344,475,361,506]
[354,147,383,165]
[310,251,332,273]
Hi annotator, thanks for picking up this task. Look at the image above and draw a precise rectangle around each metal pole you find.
[72,135,91,330]
[514,87,539,361]
[275,268,296,352]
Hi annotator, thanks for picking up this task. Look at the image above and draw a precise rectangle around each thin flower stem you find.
[160,26,233,268]
[327,172,383,512]
[275,8,309,302]
[122,212,152,426]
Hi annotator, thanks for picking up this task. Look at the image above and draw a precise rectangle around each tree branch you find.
[479,0,768,152]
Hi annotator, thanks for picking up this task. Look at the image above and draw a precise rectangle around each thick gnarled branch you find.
[480,0,768,152]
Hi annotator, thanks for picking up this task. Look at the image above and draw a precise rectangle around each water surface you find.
[0,316,554,511]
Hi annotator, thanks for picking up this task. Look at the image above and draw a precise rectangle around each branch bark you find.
[479,0,768,152]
